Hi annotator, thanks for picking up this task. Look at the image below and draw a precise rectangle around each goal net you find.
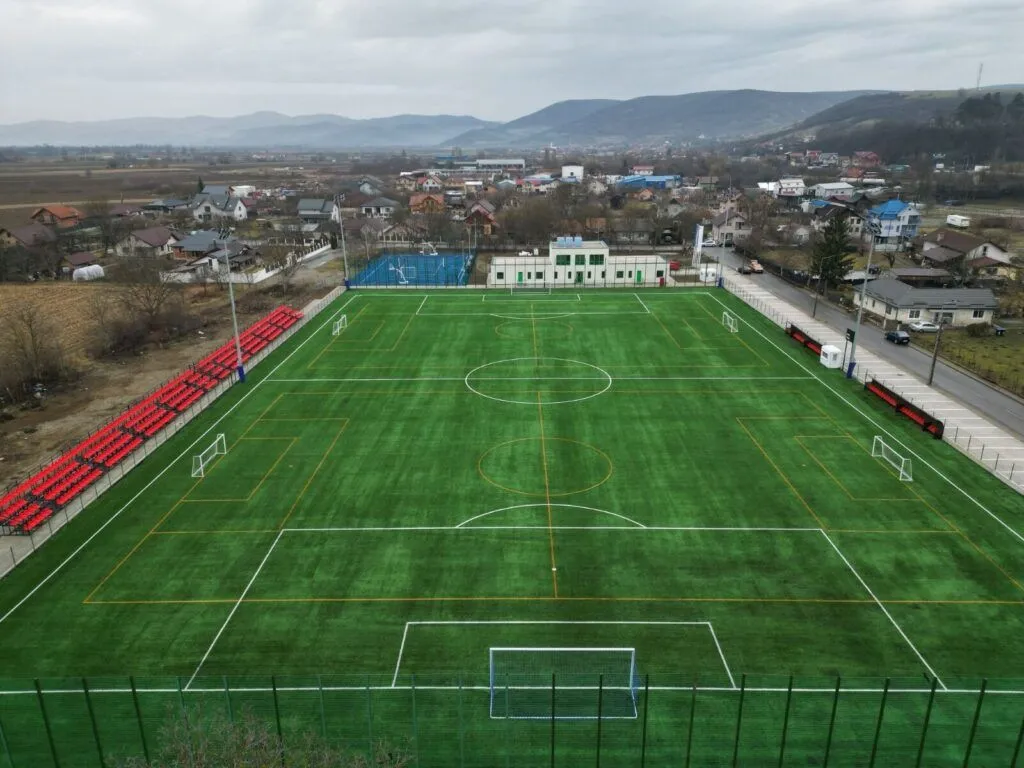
[871,436,912,481]
[191,433,227,478]
[489,648,640,720]
[332,315,348,336]
[722,311,739,333]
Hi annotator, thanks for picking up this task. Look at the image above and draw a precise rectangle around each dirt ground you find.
[0,276,336,490]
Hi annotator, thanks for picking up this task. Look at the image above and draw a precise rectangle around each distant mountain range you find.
[11,88,999,150]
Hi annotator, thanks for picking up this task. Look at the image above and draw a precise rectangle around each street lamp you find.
[218,228,246,383]
[846,219,881,378]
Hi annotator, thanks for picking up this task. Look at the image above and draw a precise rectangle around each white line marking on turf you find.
[704,292,1024,543]
[634,293,652,314]
[284,525,820,533]
[455,503,647,529]
[185,530,285,690]
[819,529,946,690]
[707,623,738,690]
[391,623,411,687]
[0,292,362,629]
[415,295,428,315]
[267,375,814,384]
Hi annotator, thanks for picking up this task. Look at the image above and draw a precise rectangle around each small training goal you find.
[332,315,348,336]
[722,311,739,333]
[871,436,912,481]
[191,434,227,478]
[489,647,641,720]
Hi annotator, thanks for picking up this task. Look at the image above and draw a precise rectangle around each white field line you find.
[707,624,737,690]
[285,526,822,533]
[819,530,945,690]
[634,293,652,314]
[185,530,285,690]
[0,292,361,628]
[455,503,646,529]
[4,684,1018,696]
[391,623,411,687]
[704,291,1024,543]
[414,295,428,315]
[266,375,815,384]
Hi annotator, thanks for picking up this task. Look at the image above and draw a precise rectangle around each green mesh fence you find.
[0,675,1022,767]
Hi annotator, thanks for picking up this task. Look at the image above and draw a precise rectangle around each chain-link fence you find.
[0,675,1020,766]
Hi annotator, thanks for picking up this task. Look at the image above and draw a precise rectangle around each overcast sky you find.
[2,0,1022,123]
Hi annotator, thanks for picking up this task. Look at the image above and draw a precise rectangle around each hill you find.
[446,90,874,148]
[0,113,496,148]
[445,99,620,147]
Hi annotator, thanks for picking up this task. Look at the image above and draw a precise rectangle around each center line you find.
[537,391,558,597]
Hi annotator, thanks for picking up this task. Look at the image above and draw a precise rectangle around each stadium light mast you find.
[846,219,881,378]
[218,228,246,383]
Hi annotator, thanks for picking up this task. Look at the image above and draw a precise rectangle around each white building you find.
[476,158,526,173]
[488,237,671,288]
[192,194,248,223]
[853,279,999,327]
[777,178,806,198]
[561,165,584,181]
[811,182,855,201]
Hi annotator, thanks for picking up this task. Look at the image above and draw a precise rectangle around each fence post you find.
[411,675,419,768]
[0,706,15,768]
[822,676,841,768]
[777,675,794,767]
[961,679,987,767]
[366,679,374,761]
[81,679,106,768]
[914,677,938,768]
[868,678,890,768]
[550,674,557,768]
[271,675,284,762]
[731,674,746,768]
[223,676,233,723]
[639,675,650,768]
[33,680,60,768]
[595,674,603,768]
[317,675,326,740]
[130,676,149,763]
[685,678,697,768]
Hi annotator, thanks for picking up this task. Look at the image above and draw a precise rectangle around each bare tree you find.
[84,198,129,254]
[116,259,182,327]
[2,300,69,388]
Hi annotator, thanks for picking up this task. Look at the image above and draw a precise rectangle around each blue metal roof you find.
[868,199,909,219]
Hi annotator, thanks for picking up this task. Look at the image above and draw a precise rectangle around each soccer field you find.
[1,288,1023,765]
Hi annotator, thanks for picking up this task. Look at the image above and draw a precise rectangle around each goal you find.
[510,284,551,295]
[722,311,739,333]
[489,648,640,720]
[332,315,348,336]
[191,434,227,478]
[871,436,912,481]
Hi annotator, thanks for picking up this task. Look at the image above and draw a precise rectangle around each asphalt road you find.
[706,246,1024,440]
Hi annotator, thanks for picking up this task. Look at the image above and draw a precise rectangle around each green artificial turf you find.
[0,288,1022,766]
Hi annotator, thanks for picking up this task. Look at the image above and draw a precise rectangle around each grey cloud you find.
[1,0,1022,123]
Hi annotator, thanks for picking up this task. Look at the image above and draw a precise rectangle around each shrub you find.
[965,322,991,338]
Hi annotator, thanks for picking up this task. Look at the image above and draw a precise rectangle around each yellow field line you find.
[793,435,925,505]
[307,304,370,368]
[735,417,827,529]
[691,295,772,367]
[277,420,350,529]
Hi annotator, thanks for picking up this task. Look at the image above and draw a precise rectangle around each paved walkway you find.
[723,274,1024,496]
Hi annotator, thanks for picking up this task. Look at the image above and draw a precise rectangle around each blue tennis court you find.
[351,251,475,287]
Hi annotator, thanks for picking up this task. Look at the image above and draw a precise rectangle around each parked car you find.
[908,320,940,332]
[748,260,764,274]
[738,263,753,274]
[885,330,911,345]
[701,238,719,247]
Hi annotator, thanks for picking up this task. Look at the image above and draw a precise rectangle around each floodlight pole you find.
[846,221,880,379]
[219,228,245,383]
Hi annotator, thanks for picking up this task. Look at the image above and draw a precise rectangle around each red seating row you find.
[0,306,304,534]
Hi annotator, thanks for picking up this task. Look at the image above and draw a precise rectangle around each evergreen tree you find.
[196,176,204,194]
[810,215,853,290]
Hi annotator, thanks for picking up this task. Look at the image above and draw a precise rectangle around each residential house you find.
[170,230,237,261]
[360,197,400,219]
[865,199,921,252]
[711,210,749,246]
[786,151,805,166]
[443,189,465,206]
[109,203,143,218]
[840,167,867,183]
[200,185,234,197]
[464,200,498,236]
[805,150,822,165]
[381,221,428,245]
[810,203,864,240]
[852,278,998,326]
[114,226,179,258]
[142,198,190,215]
[612,219,656,245]
[62,251,98,270]
[496,179,517,193]
[919,228,1013,277]
[630,164,655,176]
[0,223,57,249]
[852,151,882,168]
[358,176,386,196]
[819,153,841,167]
[419,175,443,193]
[394,176,418,193]
[409,194,446,215]
[192,194,248,223]
[811,182,856,201]
[30,205,84,228]
[297,198,341,224]
[776,178,806,199]
[561,165,584,181]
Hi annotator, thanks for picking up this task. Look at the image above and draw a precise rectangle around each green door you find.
[575,271,584,285]
[517,272,523,284]
[635,270,643,284]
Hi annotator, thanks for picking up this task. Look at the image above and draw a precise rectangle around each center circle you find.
[464,357,612,405]
[477,437,613,497]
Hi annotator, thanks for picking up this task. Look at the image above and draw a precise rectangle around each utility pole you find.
[846,220,880,378]
[927,322,944,386]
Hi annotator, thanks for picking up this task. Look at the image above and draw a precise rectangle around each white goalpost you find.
[871,436,913,481]
[332,315,348,336]
[722,311,739,333]
[191,434,227,478]
[489,647,640,720]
